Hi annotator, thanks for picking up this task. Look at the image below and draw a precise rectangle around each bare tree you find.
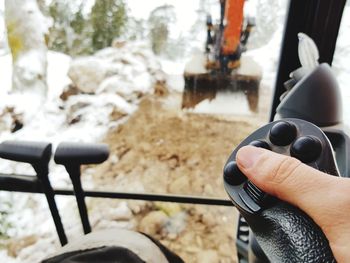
[5,0,48,96]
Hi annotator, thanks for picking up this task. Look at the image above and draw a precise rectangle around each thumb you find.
[236,145,337,215]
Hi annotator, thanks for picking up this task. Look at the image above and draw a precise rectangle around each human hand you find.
[236,146,350,262]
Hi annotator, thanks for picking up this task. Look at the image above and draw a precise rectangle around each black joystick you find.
[224,161,246,185]
[223,118,339,262]
[291,136,322,163]
[249,140,270,149]
[269,121,297,146]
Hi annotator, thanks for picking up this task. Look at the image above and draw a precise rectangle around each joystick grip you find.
[244,201,335,262]
[224,119,339,262]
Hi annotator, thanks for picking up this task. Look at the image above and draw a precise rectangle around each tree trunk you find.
[5,0,48,96]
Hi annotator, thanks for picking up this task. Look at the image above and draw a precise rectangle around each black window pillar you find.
[269,0,347,121]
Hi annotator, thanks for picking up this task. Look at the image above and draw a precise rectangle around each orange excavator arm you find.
[222,0,245,55]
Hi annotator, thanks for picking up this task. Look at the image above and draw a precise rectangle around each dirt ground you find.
[86,91,265,263]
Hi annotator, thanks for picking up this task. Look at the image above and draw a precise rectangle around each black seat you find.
[0,140,52,164]
[54,142,109,165]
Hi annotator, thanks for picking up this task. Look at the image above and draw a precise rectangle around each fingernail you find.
[237,146,264,169]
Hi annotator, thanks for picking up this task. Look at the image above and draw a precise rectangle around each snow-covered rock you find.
[139,211,168,235]
[64,93,134,129]
[68,42,167,98]
[68,57,110,93]
[97,76,138,100]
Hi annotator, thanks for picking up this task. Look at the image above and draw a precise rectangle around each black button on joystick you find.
[224,161,246,185]
[269,121,297,146]
[291,136,322,163]
[249,140,271,150]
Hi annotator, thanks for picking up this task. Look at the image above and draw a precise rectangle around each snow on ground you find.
[0,42,163,262]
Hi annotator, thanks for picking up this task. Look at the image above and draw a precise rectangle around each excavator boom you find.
[222,0,245,55]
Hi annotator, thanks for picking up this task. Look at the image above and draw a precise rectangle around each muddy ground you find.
[85,91,267,263]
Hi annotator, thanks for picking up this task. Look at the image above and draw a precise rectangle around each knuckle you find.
[269,156,302,186]
[337,181,350,206]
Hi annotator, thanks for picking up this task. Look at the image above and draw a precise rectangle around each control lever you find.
[54,142,109,234]
[224,119,337,262]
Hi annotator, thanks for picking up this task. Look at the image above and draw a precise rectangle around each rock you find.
[196,235,203,247]
[155,202,182,216]
[59,84,80,101]
[179,231,193,242]
[139,211,168,235]
[185,246,200,253]
[154,80,168,96]
[67,114,81,125]
[110,154,119,164]
[90,201,134,231]
[139,142,152,153]
[191,175,205,194]
[167,233,178,240]
[11,117,23,132]
[68,57,110,93]
[163,212,187,235]
[111,40,127,48]
[128,201,148,214]
[141,162,169,193]
[104,202,133,221]
[66,101,90,125]
[97,76,139,101]
[65,93,132,126]
[95,219,133,230]
[110,106,128,121]
[186,156,200,167]
[218,243,233,257]
[168,175,190,194]
[196,249,219,263]
[0,106,23,133]
[219,242,236,257]
[201,212,216,227]
[203,184,214,195]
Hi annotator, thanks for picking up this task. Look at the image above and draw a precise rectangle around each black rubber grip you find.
[0,140,52,164]
[54,142,109,165]
[244,201,335,262]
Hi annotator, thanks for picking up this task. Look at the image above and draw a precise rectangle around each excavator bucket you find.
[182,71,261,112]
[183,55,262,112]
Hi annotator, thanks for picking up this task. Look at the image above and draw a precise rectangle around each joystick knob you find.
[269,121,297,146]
[224,161,246,185]
[291,136,322,163]
[249,140,271,150]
